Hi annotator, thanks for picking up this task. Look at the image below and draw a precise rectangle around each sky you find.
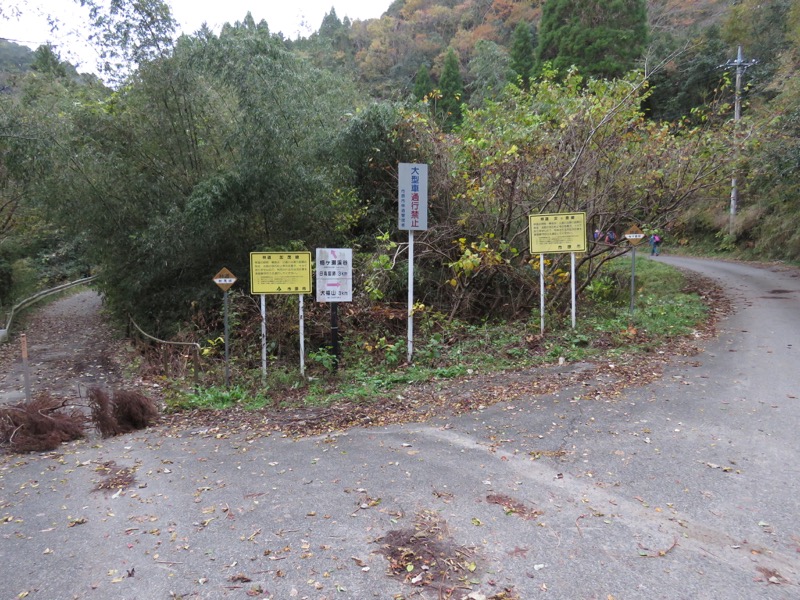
[0,0,391,71]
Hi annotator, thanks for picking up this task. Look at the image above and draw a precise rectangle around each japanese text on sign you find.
[529,212,587,254]
[250,252,312,294]
[213,267,237,292]
[398,163,428,231]
[316,248,353,302]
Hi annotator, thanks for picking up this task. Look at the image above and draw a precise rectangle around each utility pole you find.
[723,45,757,236]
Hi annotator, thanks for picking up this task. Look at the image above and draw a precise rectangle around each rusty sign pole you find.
[630,245,637,315]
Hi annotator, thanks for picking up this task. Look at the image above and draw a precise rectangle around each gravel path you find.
[0,290,128,405]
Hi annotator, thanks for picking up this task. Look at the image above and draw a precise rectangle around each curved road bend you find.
[0,256,799,599]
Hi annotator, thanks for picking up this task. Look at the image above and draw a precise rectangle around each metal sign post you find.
[623,226,646,316]
[316,248,353,372]
[539,254,545,335]
[213,268,237,388]
[398,163,429,363]
[630,245,637,315]
[408,230,414,361]
[331,303,339,372]
[571,252,577,329]
[223,290,230,387]
[299,295,305,376]
[260,294,267,383]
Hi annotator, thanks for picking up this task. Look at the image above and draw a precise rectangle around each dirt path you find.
[0,290,130,405]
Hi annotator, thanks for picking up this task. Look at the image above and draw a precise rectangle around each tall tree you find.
[438,47,463,130]
[413,63,433,101]
[644,25,729,122]
[467,40,511,107]
[80,0,177,82]
[509,21,536,88]
[536,0,648,79]
[30,44,67,78]
[25,20,361,332]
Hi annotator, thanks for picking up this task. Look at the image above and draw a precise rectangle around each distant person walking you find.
[650,233,662,256]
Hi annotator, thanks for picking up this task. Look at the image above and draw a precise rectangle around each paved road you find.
[1,257,799,600]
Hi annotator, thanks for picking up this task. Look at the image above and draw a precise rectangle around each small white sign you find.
[316,248,352,302]
[398,163,428,231]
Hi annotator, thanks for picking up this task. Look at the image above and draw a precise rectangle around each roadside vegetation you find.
[162,256,711,414]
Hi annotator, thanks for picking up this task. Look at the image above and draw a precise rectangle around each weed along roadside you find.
[0,257,716,450]
[159,256,717,430]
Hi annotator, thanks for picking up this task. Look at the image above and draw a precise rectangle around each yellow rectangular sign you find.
[250,252,312,295]
[529,212,587,254]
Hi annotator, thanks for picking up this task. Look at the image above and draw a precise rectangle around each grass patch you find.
[166,385,270,412]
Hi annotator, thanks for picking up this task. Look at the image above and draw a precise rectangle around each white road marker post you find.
[571,252,577,329]
[299,294,305,376]
[260,294,267,383]
[540,254,545,335]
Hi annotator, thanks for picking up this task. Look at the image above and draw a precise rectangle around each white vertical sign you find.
[398,163,428,231]
[316,248,353,302]
[398,163,429,363]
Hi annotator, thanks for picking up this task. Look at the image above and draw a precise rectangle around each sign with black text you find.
[316,248,353,302]
[398,163,428,231]
[529,212,587,254]
[250,252,312,295]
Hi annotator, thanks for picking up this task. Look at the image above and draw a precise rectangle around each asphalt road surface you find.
[1,256,799,600]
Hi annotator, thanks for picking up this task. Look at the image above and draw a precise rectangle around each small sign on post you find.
[316,248,353,372]
[213,267,237,291]
[213,268,237,388]
[623,225,645,314]
[316,249,353,303]
[624,225,646,245]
